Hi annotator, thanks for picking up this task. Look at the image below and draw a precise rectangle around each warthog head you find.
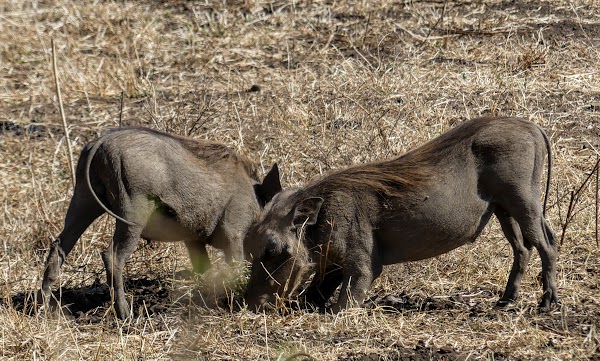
[244,189,323,310]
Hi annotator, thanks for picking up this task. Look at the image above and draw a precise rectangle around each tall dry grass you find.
[1,0,599,359]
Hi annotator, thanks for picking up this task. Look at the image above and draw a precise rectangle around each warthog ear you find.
[254,163,282,207]
[292,197,324,228]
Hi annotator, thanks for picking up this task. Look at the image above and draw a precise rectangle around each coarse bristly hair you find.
[299,116,533,199]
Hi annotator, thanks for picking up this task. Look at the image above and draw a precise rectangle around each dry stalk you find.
[263,311,269,357]
[51,39,76,187]
[420,0,448,46]
[559,157,600,246]
[119,90,125,128]
[595,155,600,247]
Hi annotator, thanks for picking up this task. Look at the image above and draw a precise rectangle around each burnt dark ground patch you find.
[341,348,510,361]
[527,20,600,43]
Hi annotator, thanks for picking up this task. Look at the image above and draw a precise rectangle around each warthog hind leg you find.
[102,222,142,319]
[539,217,559,308]
[495,208,533,307]
[503,201,559,309]
[39,187,104,304]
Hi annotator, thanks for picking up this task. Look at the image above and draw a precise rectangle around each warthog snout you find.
[243,215,315,311]
[245,292,271,311]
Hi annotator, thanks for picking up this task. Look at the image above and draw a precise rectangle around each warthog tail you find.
[85,130,138,226]
[537,123,552,218]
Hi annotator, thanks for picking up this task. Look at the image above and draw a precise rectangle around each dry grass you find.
[1,0,600,359]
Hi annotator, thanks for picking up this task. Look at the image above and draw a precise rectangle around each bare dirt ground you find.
[1,0,599,359]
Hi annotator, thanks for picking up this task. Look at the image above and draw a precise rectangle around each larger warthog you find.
[244,116,558,312]
[40,127,281,319]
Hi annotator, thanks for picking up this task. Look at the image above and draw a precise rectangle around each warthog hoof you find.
[494,298,514,309]
[538,292,560,310]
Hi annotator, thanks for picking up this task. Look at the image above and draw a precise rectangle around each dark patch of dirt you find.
[292,288,502,315]
[0,120,54,138]
[340,340,474,361]
[485,1,571,18]
[528,20,600,42]
[435,21,600,43]
[0,116,98,141]
[1,95,143,141]
[534,313,600,339]
[431,0,600,45]
[430,56,480,67]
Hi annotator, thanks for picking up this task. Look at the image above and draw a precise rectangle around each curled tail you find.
[85,130,138,226]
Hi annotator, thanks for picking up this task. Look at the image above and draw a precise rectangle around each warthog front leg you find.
[39,240,66,303]
[302,267,344,309]
[333,252,383,313]
[184,240,211,274]
[102,222,141,319]
[208,221,245,265]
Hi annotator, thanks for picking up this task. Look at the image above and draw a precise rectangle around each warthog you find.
[40,127,281,319]
[244,116,558,312]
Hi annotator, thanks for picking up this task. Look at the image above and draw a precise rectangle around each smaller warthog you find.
[244,116,558,312]
[40,127,281,319]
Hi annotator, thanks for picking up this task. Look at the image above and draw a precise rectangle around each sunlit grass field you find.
[1,0,599,359]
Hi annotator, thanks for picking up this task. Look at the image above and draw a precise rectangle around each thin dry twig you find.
[559,157,600,246]
[51,38,76,186]
[119,90,125,128]
[420,0,448,46]
[583,141,600,247]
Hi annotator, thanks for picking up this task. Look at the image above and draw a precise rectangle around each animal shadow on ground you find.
[292,289,498,315]
[363,290,536,319]
[3,277,175,323]
[339,292,516,361]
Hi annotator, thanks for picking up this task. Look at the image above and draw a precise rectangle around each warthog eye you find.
[265,237,281,257]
